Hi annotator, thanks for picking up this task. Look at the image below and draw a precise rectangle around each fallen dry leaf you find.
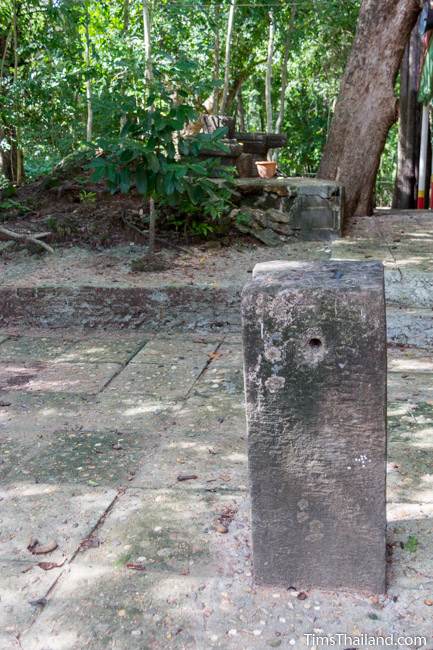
[207,351,222,360]
[214,524,228,534]
[27,539,58,555]
[79,536,101,551]
[29,598,47,607]
[37,560,66,571]
[126,562,146,571]
[297,591,308,600]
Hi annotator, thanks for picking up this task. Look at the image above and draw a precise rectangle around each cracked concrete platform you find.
[0,330,433,650]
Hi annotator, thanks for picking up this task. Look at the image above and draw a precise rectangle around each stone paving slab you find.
[388,370,433,401]
[4,428,160,487]
[387,308,433,347]
[25,362,122,394]
[131,336,219,364]
[0,360,121,395]
[388,347,433,372]
[387,269,433,306]
[0,560,62,645]
[331,239,396,263]
[81,393,178,434]
[0,393,91,451]
[20,488,242,650]
[54,336,147,364]
[387,444,433,504]
[104,343,218,400]
[0,484,116,562]
[0,361,45,392]
[388,400,433,445]
[131,426,247,491]
[0,335,75,362]
[191,365,244,400]
[0,427,50,481]
[387,503,433,591]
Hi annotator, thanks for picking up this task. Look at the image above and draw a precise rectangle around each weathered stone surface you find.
[235,176,340,197]
[231,208,287,246]
[251,227,281,247]
[0,484,116,560]
[235,153,254,178]
[0,336,74,362]
[54,336,146,364]
[266,208,291,224]
[235,132,287,156]
[242,260,387,593]
[0,361,121,394]
[232,178,342,242]
[4,427,157,487]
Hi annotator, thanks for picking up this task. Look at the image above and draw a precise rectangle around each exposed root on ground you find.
[0,225,54,254]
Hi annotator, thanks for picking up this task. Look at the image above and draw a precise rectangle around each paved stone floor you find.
[0,328,432,650]
[2,211,433,649]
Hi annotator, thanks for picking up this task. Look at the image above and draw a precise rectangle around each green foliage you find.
[88,90,234,232]
[0,198,29,219]
[2,0,397,217]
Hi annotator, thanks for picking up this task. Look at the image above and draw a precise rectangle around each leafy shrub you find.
[88,91,234,237]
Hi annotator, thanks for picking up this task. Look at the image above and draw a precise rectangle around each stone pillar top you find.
[251,260,384,289]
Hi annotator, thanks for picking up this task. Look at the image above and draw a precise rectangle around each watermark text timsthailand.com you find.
[304,633,427,647]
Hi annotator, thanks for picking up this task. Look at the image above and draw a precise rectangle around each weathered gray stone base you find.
[233,177,343,242]
[242,261,387,593]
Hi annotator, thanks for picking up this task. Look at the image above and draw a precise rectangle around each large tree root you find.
[0,225,54,254]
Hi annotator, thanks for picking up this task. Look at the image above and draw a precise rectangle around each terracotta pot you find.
[255,160,277,179]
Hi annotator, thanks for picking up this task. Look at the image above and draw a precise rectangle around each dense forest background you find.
[0,0,397,207]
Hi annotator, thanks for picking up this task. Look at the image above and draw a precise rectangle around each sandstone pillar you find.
[242,260,387,593]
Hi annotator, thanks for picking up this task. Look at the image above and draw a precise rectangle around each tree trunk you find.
[123,0,130,32]
[275,11,296,133]
[393,26,422,209]
[11,0,24,184]
[143,0,156,256]
[212,3,221,113]
[220,0,236,114]
[237,88,245,131]
[318,0,420,219]
[265,10,275,159]
[274,5,296,161]
[84,18,93,142]
[143,0,153,83]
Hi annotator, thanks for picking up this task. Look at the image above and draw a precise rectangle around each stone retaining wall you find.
[232,177,343,244]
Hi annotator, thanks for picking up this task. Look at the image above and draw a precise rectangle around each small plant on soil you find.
[404,535,418,553]
[88,86,234,269]
[79,190,97,204]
